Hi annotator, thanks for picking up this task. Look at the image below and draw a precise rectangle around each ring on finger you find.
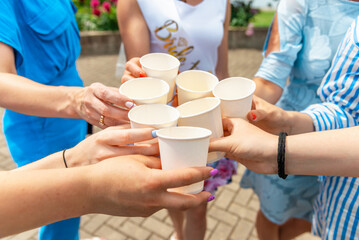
[99,115,105,127]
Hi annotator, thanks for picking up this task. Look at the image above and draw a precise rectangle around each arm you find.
[252,13,283,104]
[14,126,158,171]
[0,42,135,128]
[254,0,307,104]
[117,0,150,59]
[209,118,359,177]
[215,0,230,80]
[0,156,214,237]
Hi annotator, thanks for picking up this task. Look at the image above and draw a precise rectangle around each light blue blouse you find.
[256,0,359,111]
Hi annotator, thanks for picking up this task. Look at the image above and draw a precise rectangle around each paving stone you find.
[128,217,145,225]
[151,209,168,221]
[229,202,257,222]
[142,217,173,239]
[234,188,253,206]
[107,216,128,229]
[214,189,236,210]
[118,221,151,240]
[148,234,166,240]
[83,214,112,233]
[206,216,218,231]
[95,224,127,240]
[208,206,239,226]
[208,222,232,240]
[230,219,253,240]
[6,229,38,240]
[248,197,260,211]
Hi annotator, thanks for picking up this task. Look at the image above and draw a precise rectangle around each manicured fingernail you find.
[210,169,218,177]
[178,70,181,74]
[139,72,146,78]
[251,112,256,121]
[125,101,135,109]
[207,195,215,202]
[152,130,158,138]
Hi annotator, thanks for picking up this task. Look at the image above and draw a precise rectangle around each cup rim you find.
[128,104,180,126]
[213,77,256,101]
[140,53,180,71]
[156,126,212,140]
[176,70,219,93]
[177,97,221,119]
[119,77,170,101]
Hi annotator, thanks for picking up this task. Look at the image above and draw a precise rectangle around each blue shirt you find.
[302,16,359,239]
[256,0,359,111]
[1,0,87,166]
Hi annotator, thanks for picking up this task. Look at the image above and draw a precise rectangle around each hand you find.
[87,155,215,217]
[247,95,291,135]
[209,118,277,174]
[122,57,147,83]
[66,125,159,167]
[75,82,136,128]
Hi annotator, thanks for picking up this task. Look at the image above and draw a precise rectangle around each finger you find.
[159,191,212,210]
[247,109,267,123]
[121,69,136,83]
[131,155,162,169]
[222,118,234,132]
[251,98,257,110]
[100,128,156,146]
[92,83,135,110]
[115,144,160,156]
[209,137,231,153]
[124,58,146,78]
[103,115,130,127]
[154,166,214,189]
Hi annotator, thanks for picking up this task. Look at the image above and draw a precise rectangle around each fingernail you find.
[251,112,256,121]
[210,169,218,177]
[152,130,158,138]
[125,101,135,109]
[139,72,146,78]
[207,195,215,202]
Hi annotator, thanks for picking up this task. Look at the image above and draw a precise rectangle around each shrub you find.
[230,0,258,27]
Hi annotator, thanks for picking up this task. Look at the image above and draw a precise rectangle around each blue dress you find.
[240,0,359,225]
[0,0,87,239]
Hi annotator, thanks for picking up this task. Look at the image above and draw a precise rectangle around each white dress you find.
[137,0,237,194]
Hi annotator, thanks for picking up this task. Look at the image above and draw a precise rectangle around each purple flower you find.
[90,0,100,8]
[245,23,255,37]
[92,8,101,16]
[102,1,111,12]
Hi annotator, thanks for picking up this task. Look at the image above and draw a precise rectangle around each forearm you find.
[253,77,283,104]
[286,111,315,134]
[0,73,82,118]
[286,127,359,176]
[0,168,91,237]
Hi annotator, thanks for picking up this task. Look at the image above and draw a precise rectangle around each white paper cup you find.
[119,77,169,105]
[176,70,219,105]
[213,77,256,118]
[128,104,180,144]
[140,53,180,103]
[157,127,212,194]
[176,97,225,163]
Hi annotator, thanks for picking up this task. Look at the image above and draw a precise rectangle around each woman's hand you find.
[87,155,215,217]
[74,82,136,128]
[209,118,278,174]
[121,57,147,83]
[66,125,159,167]
[247,96,314,135]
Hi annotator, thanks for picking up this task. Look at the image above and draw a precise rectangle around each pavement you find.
[0,49,319,240]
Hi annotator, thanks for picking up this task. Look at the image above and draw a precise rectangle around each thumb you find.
[209,137,231,153]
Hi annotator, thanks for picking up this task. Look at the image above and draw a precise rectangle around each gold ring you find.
[99,115,105,127]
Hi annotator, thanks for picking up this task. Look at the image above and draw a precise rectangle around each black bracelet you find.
[277,132,288,179]
[62,149,68,168]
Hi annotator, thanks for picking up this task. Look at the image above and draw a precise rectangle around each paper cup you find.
[140,53,180,103]
[128,104,180,144]
[157,127,212,194]
[177,97,225,163]
[119,77,169,105]
[213,77,256,118]
[176,70,219,106]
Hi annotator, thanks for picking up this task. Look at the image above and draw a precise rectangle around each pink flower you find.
[102,1,111,12]
[92,8,101,16]
[90,0,100,8]
[215,159,237,179]
[245,23,255,37]
[110,0,118,4]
